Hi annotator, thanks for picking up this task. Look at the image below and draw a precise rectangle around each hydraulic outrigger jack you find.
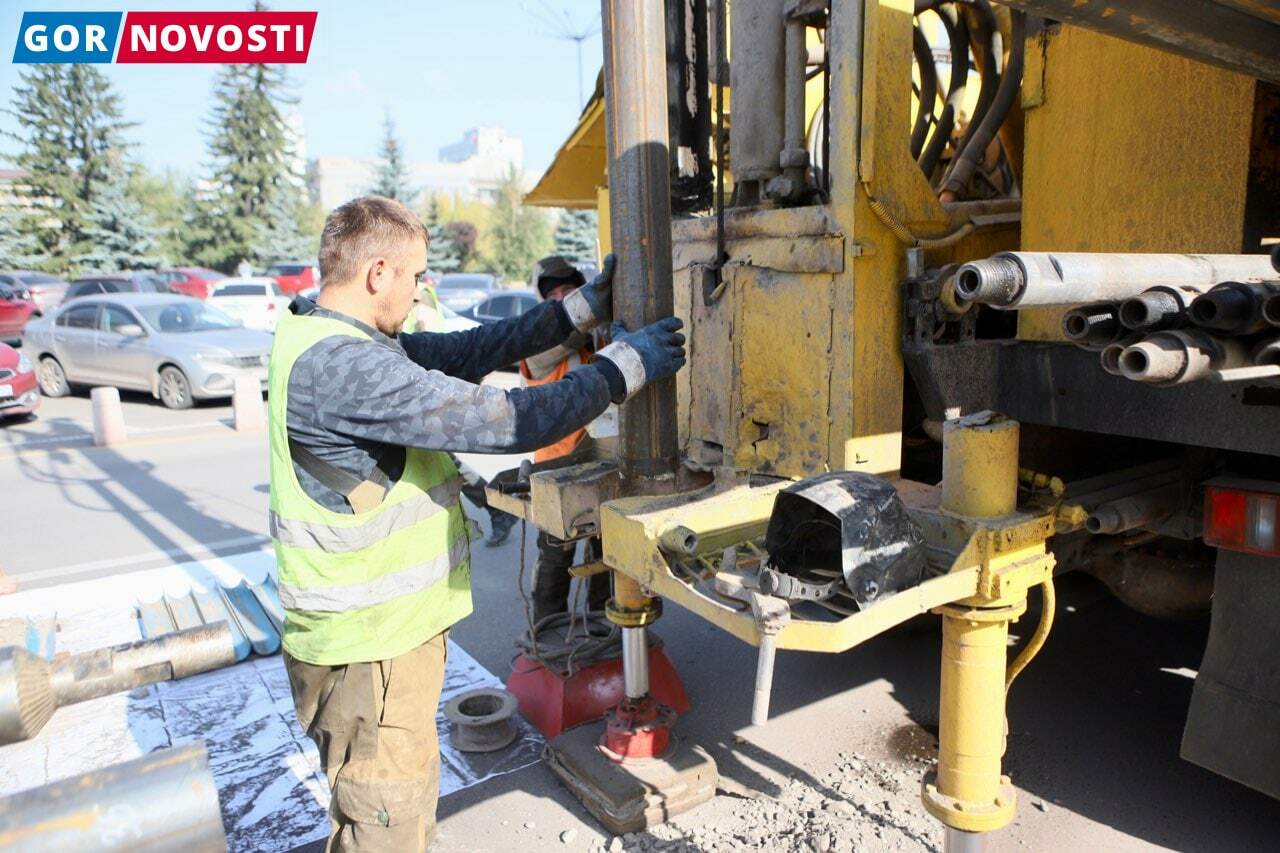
[922,413,1057,851]
[544,574,717,835]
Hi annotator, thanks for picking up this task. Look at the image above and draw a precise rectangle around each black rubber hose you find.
[950,0,1000,173]
[910,26,940,160]
[940,8,1025,197]
[919,3,970,180]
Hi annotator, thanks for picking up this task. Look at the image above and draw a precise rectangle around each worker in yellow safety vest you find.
[269,196,686,851]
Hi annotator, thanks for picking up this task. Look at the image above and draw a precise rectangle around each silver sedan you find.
[22,294,274,409]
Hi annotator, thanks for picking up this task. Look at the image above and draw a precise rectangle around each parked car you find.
[0,271,69,314]
[63,273,173,303]
[23,294,272,410]
[0,342,39,420]
[460,289,540,324]
[265,262,318,295]
[436,273,497,311]
[0,281,37,345]
[159,267,226,300]
[208,277,290,332]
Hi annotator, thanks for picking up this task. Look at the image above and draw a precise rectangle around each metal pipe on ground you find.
[1189,281,1280,336]
[602,0,680,481]
[1061,303,1123,349]
[729,0,787,206]
[1118,330,1249,387]
[1118,285,1204,332]
[0,623,236,745]
[0,740,225,852]
[955,252,1278,309]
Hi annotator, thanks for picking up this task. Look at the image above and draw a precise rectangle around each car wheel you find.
[37,356,70,397]
[158,365,194,410]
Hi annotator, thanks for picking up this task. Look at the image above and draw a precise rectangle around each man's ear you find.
[365,257,386,294]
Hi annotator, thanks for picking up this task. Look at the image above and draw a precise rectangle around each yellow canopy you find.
[525,82,607,210]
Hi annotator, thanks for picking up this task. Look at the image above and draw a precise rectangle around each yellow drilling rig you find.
[500,0,1280,848]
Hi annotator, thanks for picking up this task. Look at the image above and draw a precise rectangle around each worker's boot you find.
[485,509,517,547]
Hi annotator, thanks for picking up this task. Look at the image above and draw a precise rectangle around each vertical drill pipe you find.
[0,741,226,852]
[602,0,679,481]
[621,627,651,698]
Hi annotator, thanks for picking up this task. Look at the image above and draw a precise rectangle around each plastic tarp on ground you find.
[0,550,544,852]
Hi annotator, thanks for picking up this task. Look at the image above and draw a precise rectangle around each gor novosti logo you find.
[12,10,317,64]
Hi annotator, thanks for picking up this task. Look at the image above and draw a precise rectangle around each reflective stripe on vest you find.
[278,535,470,613]
[269,476,463,553]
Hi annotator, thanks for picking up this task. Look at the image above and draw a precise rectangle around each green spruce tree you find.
[371,114,417,204]
[75,159,164,273]
[553,209,598,265]
[423,196,458,273]
[0,205,41,269]
[1,65,134,271]
[487,166,552,281]
[190,58,308,270]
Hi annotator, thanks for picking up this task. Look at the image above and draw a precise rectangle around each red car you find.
[0,282,36,345]
[265,262,318,295]
[160,267,226,300]
[0,343,39,420]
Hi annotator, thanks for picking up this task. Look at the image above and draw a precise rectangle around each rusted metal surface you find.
[0,741,226,852]
[602,0,679,481]
[995,0,1280,84]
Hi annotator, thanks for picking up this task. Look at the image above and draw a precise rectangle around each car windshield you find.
[136,301,241,332]
[267,264,308,275]
[213,284,268,297]
[439,275,493,290]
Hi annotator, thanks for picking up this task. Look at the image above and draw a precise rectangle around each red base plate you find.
[506,645,690,739]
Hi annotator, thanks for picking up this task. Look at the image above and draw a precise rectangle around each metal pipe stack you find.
[956,251,1280,387]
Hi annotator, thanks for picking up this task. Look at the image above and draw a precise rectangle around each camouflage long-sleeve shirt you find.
[284,297,625,513]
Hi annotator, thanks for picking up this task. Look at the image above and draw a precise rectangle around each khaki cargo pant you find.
[285,632,448,852]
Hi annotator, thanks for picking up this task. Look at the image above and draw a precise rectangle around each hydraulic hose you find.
[919,3,970,180]
[910,26,940,160]
[941,8,1025,199]
[949,0,1001,177]
[1005,577,1055,693]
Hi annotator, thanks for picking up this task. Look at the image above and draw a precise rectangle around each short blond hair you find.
[318,195,428,284]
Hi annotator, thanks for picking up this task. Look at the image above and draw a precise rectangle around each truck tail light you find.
[1204,485,1280,556]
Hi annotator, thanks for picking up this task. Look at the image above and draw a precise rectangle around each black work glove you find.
[595,317,686,401]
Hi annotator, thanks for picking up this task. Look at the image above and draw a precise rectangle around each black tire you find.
[37,356,70,397]
[158,365,194,410]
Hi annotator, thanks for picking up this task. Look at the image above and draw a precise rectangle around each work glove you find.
[595,317,686,401]
[560,254,616,333]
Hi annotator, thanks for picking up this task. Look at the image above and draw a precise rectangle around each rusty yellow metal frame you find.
[598,478,1054,654]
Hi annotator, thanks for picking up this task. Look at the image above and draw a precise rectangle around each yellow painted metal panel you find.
[1017,26,1255,340]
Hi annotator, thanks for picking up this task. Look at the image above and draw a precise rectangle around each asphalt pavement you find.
[3,383,1278,851]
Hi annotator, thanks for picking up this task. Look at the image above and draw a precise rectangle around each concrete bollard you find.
[233,375,266,431]
[90,386,127,446]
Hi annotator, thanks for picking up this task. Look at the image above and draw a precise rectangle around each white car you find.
[208,277,290,332]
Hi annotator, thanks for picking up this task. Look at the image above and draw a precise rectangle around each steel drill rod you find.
[602,0,679,481]
[1118,285,1202,332]
[1118,330,1249,386]
[1189,281,1280,336]
[0,623,236,745]
[51,622,237,705]
[751,633,778,726]
[955,252,1275,309]
[0,741,225,852]
[1085,483,1181,535]
[1265,292,1280,329]
[1060,303,1123,349]
[1253,336,1280,367]
[621,627,650,699]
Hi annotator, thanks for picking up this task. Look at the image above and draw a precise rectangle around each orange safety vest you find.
[520,348,595,463]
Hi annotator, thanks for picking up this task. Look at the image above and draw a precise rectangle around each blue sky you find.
[1,1,603,179]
